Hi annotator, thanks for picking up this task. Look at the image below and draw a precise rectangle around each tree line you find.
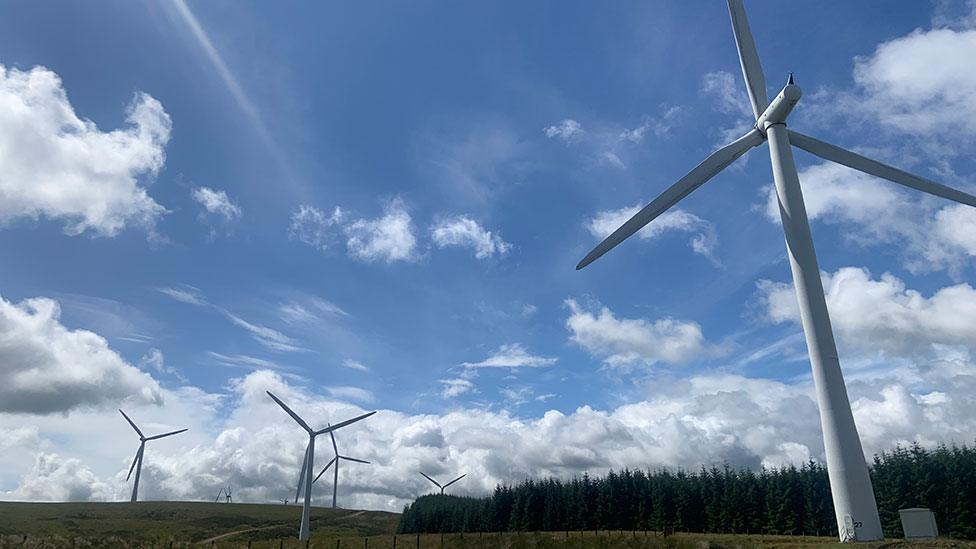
[397,442,976,539]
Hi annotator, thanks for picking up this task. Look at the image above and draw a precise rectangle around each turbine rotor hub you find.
[755,80,802,135]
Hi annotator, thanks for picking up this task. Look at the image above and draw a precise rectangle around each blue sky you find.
[2,1,976,509]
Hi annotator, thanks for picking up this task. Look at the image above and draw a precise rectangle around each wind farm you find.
[3,0,976,546]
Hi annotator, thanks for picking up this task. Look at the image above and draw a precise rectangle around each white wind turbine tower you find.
[311,424,370,508]
[119,409,188,503]
[576,0,976,542]
[419,472,466,495]
[267,391,376,541]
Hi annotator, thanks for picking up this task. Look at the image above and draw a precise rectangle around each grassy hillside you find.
[1,504,973,548]
[0,501,399,546]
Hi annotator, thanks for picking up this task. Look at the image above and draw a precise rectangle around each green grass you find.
[1,504,973,548]
[0,501,398,547]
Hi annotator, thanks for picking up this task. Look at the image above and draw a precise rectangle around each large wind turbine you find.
[419,472,466,495]
[576,1,976,542]
[310,424,370,508]
[119,409,187,503]
[267,391,375,541]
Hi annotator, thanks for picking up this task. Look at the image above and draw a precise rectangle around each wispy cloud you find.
[342,359,370,372]
[223,312,309,353]
[326,386,375,403]
[157,285,207,306]
[460,343,557,369]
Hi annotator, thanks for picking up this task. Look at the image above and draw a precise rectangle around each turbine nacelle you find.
[755,80,802,133]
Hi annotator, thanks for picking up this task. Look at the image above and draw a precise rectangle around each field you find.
[1,503,974,548]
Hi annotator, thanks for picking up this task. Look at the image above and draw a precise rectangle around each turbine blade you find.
[330,426,338,455]
[443,474,466,489]
[145,428,188,441]
[577,128,764,270]
[266,391,312,433]
[727,0,768,119]
[340,456,370,465]
[313,456,338,484]
[419,472,441,489]
[126,444,143,481]
[788,130,976,209]
[295,443,309,503]
[315,411,376,435]
[119,409,144,438]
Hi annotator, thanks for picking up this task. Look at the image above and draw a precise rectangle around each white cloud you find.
[543,119,583,141]
[765,162,976,274]
[701,71,752,117]
[439,378,474,399]
[618,107,681,143]
[6,453,115,502]
[460,343,557,369]
[344,198,418,263]
[326,386,375,404]
[156,285,207,306]
[851,27,976,137]
[0,65,170,236]
[278,298,348,324]
[191,187,241,221]
[224,313,308,353]
[430,215,511,259]
[206,352,287,372]
[288,205,345,251]
[4,362,976,510]
[500,387,533,406]
[598,151,625,169]
[586,205,718,259]
[140,348,187,383]
[565,298,711,368]
[0,295,163,414]
[758,266,976,358]
[342,359,370,372]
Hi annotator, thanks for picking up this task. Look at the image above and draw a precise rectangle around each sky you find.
[2,0,976,511]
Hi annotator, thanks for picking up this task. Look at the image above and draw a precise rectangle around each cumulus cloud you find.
[543,119,583,141]
[757,266,976,358]
[565,298,711,368]
[191,187,241,221]
[430,215,511,259]
[0,64,170,236]
[764,161,976,274]
[587,205,718,259]
[288,205,345,251]
[460,343,557,369]
[5,453,115,502]
[344,198,418,263]
[851,26,976,137]
[4,362,976,510]
[0,295,163,414]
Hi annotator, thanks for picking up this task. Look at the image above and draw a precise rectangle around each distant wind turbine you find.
[119,409,187,503]
[267,391,376,541]
[419,472,466,495]
[575,0,976,542]
[311,424,370,508]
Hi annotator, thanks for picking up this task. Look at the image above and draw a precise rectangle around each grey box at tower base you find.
[900,508,939,540]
